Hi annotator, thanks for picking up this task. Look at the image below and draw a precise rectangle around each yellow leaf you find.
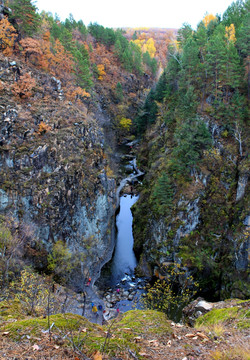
[93,351,102,360]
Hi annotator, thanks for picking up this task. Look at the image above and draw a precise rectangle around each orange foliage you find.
[203,14,217,27]
[66,86,90,102]
[20,37,42,63]
[0,16,17,55]
[225,24,236,44]
[52,39,73,76]
[97,64,106,80]
[20,35,73,81]
[39,38,73,79]
[37,121,51,135]
[12,73,36,99]
[42,31,50,42]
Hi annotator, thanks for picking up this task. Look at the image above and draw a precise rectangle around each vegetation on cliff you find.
[132,0,249,300]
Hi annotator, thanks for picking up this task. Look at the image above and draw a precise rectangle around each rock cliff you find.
[132,115,249,299]
[0,54,116,288]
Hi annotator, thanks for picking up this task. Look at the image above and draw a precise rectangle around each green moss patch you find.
[2,313,94,339]
[195,303,250,330]
[0,300,25,320]
[117,310,172,336]
[1,309,173,358]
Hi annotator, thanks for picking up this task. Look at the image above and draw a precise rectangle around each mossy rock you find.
[2,313,95,340]
[195,301,250,330]
[117,310,172,336]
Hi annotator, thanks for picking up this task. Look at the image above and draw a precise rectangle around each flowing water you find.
[96,144,146,312]
[110,194,139,285]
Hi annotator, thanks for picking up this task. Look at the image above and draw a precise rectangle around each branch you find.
[168,52,183,68]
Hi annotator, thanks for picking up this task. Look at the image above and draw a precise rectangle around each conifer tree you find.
[9,0,40,37]
[115,82,123,102]
[152,173,174,215]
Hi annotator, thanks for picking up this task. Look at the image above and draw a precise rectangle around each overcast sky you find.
[35,0,235,29]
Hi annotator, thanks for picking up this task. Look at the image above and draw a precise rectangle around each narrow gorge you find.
[0,0,249,358]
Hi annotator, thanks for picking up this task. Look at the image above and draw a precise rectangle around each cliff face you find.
[133,116,249,299]
[0,55,116,286]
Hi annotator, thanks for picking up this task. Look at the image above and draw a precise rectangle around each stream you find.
[95,143,146,313]
[110,194,138,285]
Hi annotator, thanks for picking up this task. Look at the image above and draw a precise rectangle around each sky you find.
[35,0,235,29]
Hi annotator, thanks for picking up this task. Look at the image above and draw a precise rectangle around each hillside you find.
[132,2,249,301]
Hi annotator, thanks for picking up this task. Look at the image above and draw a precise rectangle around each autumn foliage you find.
[12,73,36,98]
[203,14,217,27]
[0,16,17,55]
[37,121,51,135]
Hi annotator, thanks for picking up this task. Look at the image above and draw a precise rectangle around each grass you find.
[210,346,250,360]
[195,304,250,330]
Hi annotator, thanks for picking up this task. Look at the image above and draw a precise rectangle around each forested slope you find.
[132,0,249,300]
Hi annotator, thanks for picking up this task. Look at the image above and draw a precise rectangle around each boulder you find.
[182,298,214,326]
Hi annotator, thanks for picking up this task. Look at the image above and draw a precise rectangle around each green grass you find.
[195,303,250,330]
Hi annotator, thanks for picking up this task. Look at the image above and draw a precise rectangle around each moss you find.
[195,303,250,329]
[1,309,172,358]
[3,313,93,340]
[117,310,172,336]
[0,300,25,320]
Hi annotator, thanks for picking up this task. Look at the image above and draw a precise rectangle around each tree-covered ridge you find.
[132,0,249,300]
[136,0,249,134]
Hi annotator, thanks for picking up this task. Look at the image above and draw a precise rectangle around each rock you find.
[236,174,248,202]
[0,189,9,210]
[195,300,213,312]
[182,298,214,326]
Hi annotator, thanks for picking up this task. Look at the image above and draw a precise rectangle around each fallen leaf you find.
[32,344,40,351]
[196,332,209,340]
[148,339,159,347]
[185,333,196,338]
[139,352,149,357]
[93,351,102,360]
[134,336,142,342]
[123,328,132,332]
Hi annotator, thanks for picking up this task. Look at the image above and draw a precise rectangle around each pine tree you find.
[74,48,93,90]
[152,173,174,215]
[9,0,40,37]
[115,82,123,102]
[206,25,227,101]
[237,7,250,99]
